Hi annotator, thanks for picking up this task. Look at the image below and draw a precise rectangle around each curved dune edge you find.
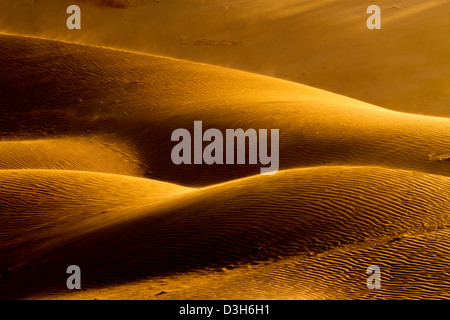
[2,166,450,299]
[0,169,193,266]
[0,0,449,117]
[2,33,450,186]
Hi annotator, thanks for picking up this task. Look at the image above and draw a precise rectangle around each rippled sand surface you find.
[1,1,449,299]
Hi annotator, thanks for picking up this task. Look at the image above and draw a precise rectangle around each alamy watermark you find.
[65,4,381,31]
[367,265,381,289]
[67,5,81,30]
[366,5,381,29]
[66,265,81,290]
[171,121,279,175]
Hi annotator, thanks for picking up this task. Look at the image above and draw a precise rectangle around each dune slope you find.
[2,34,450,186]
[2,166,450,299]
[0,137,145,176]
[45,228,450,300]
[0,169,192,264]
[0,0,449,116]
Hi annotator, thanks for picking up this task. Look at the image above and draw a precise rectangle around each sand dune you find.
[2,34,450,186]
[0,0,449,116]
[0,169,191,262]
[0,137,145,176]
[2,166,450,299]
[49,228,450,300]
[0,9,448,300]
[0,169,192,298]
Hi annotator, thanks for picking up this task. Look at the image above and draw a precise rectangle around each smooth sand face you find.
[0,138,145,176]
[0,1,449,300]
[0,0,449,116]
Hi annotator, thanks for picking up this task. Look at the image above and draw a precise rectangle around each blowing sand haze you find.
[1,0,450,301]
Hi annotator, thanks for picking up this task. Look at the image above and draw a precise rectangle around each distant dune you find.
[2,166,450,299]
[0,0,448,116]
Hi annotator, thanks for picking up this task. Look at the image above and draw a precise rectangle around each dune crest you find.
[0,0,448,116]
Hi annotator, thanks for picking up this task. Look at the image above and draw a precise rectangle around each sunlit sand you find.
[1,1,449,300]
